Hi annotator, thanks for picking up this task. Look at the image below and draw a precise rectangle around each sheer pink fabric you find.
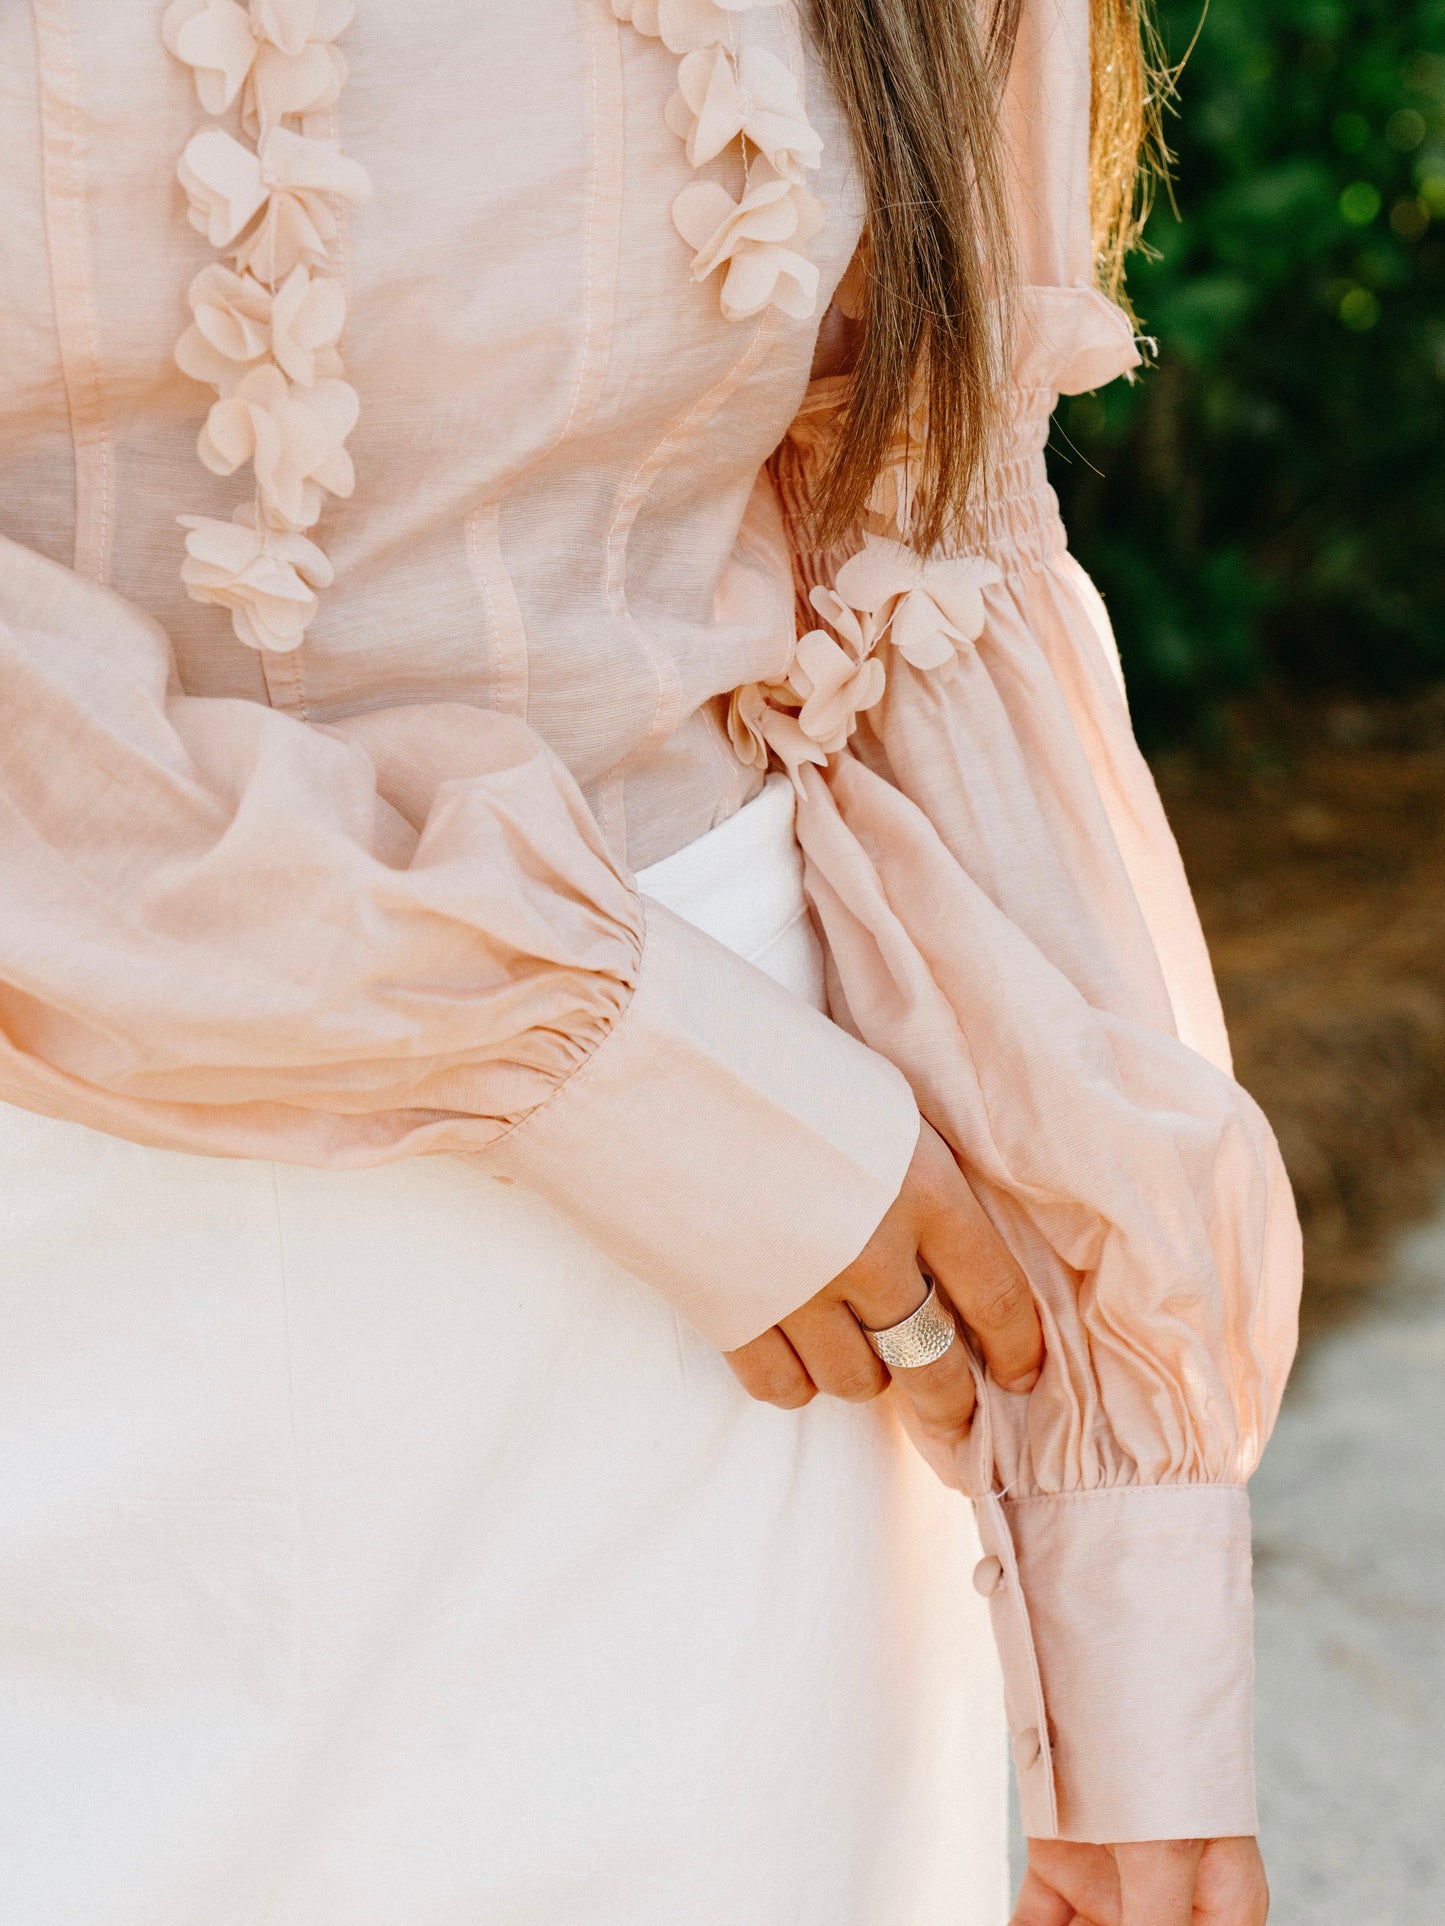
[768,283,1299,1839]
[0,0,1299,1842]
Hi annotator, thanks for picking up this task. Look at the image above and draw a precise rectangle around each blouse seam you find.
[250,101,351,723]
[31,0,114,584]
[565,2,618,450]
[605,309,775,612]
[258,638,311,717]
[463,502,528,717]
[259,98,351,724]
[605,310,778,747]
[463,2,625,721]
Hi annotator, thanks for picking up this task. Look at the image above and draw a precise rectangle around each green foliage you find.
[1049,0,1445,745]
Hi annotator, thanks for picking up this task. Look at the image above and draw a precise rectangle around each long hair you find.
[809,0,1166,552]
[1089,0,1175,305]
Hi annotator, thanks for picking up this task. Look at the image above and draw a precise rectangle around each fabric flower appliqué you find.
[665,44,820,180]
[723,533,1001,788]
[198,363,359,531]
[788,626,885,750]
[831,538,1003,672]
[615,0,783,54]
[178,511,335,653]
[175,262,346,390]
[726,601,885,792]
[163,0,354,132]
[178,126,370,280]
[613,0,825,323]
[672,174,823,319]
[165,0,362,655]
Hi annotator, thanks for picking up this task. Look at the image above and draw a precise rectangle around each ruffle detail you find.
[727,381,1002,787]
[164,0,367,654]
[830,540,1002,674]
[613,0,824,323]
[163,0,354,136]
[1016,284,1142,397]
[672,174,823,320]
[726,608,886,788]
[725,531,1001,793]
[724,278,1144,787]
[178,509,335,653]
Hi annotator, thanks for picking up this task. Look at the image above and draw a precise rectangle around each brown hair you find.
[1089,0,1174,304]
[809,0,1165,552]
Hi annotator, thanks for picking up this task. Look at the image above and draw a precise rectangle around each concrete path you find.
[1252,1214,1445,1923]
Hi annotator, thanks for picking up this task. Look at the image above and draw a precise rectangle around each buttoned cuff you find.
[972,1484,1257,1844]
[481,897,921,1349]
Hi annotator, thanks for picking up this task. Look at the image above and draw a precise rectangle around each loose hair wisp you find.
[808,0,1164,552]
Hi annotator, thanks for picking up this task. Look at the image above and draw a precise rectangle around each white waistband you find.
[635,775,823,1010]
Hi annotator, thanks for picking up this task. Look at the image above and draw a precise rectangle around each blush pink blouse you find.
[0,0,1300,1845]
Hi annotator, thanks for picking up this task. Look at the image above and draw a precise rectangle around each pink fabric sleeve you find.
[0,533,919,1348]
[767,287,1302,1843]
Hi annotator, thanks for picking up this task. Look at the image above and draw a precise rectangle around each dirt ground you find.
[1156,691,1445,1335]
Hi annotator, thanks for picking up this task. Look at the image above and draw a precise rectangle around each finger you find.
[920,1176,1042,1392]
[1025,1841,1121,1926]
[723,1327,816,1409]
[1116,1841,1203,1926]
[1008,1868,1078,1926]
[852,1263,979,1445]
[778,1297,889,1403]
[1193,1837,1270,1924]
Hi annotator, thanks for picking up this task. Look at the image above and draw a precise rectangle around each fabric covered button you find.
[972,1554,1004,1597]
[1012,1727,1042,1772]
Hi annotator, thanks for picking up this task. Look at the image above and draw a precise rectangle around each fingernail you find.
[999,1367,1040,1394]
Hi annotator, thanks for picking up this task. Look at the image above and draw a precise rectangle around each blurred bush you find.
[1051,0,1445,746]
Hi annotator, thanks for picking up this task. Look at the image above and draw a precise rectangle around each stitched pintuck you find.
[162,0,369,653]
[612,0,826,320]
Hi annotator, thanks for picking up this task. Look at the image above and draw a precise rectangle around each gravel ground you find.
[1251,1208,1445,1924]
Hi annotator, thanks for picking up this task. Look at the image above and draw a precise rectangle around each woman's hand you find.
[1011,1837,1269,1925]
[724,1119,1042,1442]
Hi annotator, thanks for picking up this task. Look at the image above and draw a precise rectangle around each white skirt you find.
[0,776,1008,1926]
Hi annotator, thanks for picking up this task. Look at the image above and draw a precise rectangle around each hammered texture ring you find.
[864,1279,957,1370]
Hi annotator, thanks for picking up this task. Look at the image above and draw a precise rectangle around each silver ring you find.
[863,1279,957,1370]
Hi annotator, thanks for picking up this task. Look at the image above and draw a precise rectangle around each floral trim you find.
[727,541,1001,790]
[163,0,369,654]
[727,427,1003,787]
[612,0,825,322]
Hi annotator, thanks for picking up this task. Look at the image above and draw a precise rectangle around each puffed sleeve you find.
[756,279,1301,1844]
[0,532,920,1348]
